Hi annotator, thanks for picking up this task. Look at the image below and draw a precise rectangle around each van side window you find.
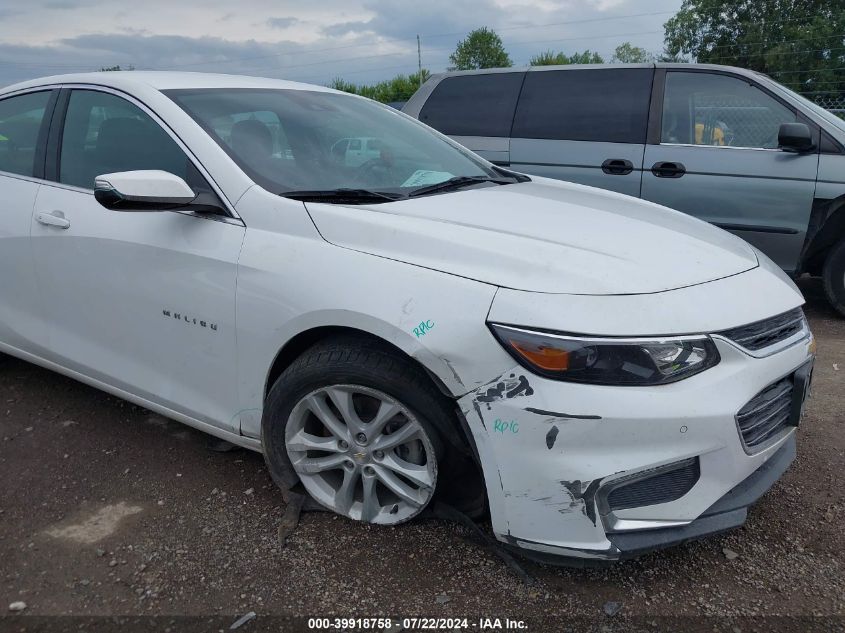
[0,91,52,178]
[512,69,652,144]
[662,72,796,149]
[419,73,524,137]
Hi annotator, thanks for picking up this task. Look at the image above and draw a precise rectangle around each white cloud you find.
[0,0,682,88]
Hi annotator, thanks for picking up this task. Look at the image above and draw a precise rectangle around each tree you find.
[330,70,431,103]
[611,42,652,64]
[449,27,512,70]
[529,49,604,66]
[567,50,605,65]
[664,0,845,95]
[100,64,134,71]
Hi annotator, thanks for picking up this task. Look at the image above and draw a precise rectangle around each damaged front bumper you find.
[457,332,813,563]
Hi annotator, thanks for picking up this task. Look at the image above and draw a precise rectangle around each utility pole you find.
[417,35,422,86]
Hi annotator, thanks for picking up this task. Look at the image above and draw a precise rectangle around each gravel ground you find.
[0,277,843,631]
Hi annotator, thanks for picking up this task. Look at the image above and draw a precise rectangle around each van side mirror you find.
[778,123,815,154]
[94,170,196,211]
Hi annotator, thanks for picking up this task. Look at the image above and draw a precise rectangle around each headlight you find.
[489,324,720,386]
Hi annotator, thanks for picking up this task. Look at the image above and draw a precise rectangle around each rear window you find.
[512,68,653,144]
[419,73,524,138]
[0,91,52,178]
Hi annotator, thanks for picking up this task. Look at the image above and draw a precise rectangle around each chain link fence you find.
[806,94,845,118]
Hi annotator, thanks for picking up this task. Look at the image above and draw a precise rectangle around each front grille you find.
[606,458,700,511]
[736,377,794,451]
[717,308,805,352]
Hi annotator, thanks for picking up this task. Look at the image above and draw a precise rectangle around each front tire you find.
[262,335,447,525]
[822,238,845,317]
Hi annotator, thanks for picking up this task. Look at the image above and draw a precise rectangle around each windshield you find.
[166,88,509,199]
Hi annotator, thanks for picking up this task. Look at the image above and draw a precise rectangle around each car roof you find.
[0,71,339,97]
[427,62,764,80]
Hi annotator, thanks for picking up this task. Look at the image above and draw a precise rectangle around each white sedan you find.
[0,72,815,562]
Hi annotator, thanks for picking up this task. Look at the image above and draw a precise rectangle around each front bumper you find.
[607,433,795,559]
[457,331,813,562]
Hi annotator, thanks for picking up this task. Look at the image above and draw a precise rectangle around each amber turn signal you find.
[510,341,570,371]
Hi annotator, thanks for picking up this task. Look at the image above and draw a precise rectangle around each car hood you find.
[305,180,758,295]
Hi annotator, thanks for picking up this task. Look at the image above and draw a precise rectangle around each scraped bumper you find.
[457,330,813,562]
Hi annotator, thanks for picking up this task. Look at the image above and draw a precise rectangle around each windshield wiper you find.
[407,175,516,198]
[282,188,406,204]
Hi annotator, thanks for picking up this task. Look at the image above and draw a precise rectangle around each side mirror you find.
[94,170,196,211]
[778,122,815,153]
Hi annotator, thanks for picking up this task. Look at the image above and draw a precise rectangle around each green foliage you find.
[449,27,512,70]
[567,50,605,65]
[611,42,653,64]
[330,70,431,103]
[529,50,567,66]
[664,0,845,94]
[529,49,604,66]
[100,64,134,71]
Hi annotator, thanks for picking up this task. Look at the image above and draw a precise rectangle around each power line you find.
[702,46,845,62]
[1,10,842,88]
[6,16,839,76]
[149,12,840,72]
[769,66,845,75]
[285,63,422,84]
[150,10,840,71]
[203,29,664,76]
[148,10,676,71]
[694,33,845,52]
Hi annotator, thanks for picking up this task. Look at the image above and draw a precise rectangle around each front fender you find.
[234,228,512,439]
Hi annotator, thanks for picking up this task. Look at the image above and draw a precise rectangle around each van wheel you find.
[823,239,845,318]
[262,335,446,525]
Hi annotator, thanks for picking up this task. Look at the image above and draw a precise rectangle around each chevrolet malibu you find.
[0,72,815,562]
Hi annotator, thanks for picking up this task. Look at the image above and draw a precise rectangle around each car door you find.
[509,67,653,197]
[416,72,524,166]
[642,70,819,272]
[30,87,245,431]
[0,89,57,357]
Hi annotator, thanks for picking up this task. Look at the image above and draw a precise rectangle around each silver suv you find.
[404,64,845,315]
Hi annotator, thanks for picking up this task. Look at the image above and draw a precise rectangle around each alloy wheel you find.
[285,384,437,524]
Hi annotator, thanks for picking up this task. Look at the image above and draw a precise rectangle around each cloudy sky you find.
[0,0,683,88]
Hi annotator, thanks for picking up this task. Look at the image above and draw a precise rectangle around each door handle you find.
[601,158,634,175]
[651,161,686,178]
[36,210,71,229]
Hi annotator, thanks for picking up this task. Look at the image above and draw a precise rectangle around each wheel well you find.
[801,195,845,275]
[264,325,453,400]
[263,325,488,518]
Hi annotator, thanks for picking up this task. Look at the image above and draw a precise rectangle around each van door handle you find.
[601,158,634,175]
[35,210,71,229]
[651,161,686,178]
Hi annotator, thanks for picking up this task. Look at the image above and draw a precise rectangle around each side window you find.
[512,69,653,143]
[662,72,797,149]
[59,90,193,189]
[419,73,524,137]
[0,91,52,178]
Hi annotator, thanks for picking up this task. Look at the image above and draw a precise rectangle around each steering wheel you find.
[356,156,397,186]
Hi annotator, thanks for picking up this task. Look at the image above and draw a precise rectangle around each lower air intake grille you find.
[736,377,793,451]
[606,458,700,511]
[718,308,805,352]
